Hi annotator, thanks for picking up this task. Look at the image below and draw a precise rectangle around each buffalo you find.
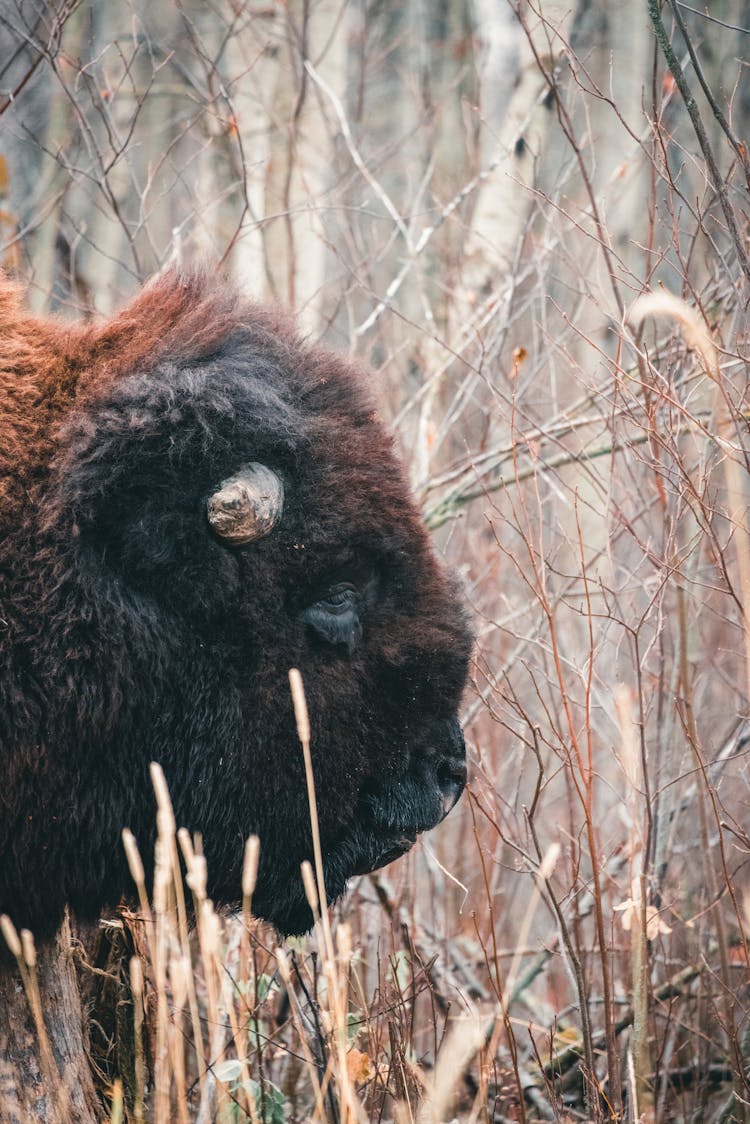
[0,269,472,940]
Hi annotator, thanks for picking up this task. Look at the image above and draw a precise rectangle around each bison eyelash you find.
[317,582,358,610]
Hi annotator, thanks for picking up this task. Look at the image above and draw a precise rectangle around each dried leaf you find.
[510,346,527,380]
[346,1047,375,1084]
[614,897,671,939]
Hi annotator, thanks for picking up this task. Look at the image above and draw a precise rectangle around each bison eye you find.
[319,583,357,611]
[300,576,375,654]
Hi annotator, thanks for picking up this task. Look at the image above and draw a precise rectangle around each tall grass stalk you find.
[616,684,653,1121]
[288,667,361,1123]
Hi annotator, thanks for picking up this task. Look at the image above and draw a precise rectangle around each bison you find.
[0,269,472,941]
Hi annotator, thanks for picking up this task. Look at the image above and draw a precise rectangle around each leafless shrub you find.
[2,0,750,1120]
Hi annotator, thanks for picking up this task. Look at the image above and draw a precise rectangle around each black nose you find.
[435,719,467,820]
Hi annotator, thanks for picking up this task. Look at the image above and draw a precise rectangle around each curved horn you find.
[207,463,284,545]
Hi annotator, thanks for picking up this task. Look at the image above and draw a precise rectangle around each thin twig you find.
[647,0,750,281]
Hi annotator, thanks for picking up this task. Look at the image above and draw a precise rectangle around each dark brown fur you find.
[0,269,471,937]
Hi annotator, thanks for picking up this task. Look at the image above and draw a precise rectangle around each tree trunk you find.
[0,913,100,1124]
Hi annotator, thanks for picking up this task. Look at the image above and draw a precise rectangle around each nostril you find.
[436,759,467,820]
[437,759,468,794]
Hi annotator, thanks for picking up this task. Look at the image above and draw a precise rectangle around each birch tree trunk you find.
[413,0,573,488]
[262,0,348,332]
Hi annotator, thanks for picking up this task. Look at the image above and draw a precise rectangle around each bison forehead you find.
[51,322,429,572]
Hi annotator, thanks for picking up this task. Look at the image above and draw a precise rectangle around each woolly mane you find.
[0,270,471,939]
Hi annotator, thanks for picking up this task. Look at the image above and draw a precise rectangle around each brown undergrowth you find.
[3,1,750,1119]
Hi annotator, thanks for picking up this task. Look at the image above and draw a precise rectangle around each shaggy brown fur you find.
[0,269,471,938]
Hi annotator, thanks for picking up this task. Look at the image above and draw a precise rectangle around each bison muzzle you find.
[0,269,472,940]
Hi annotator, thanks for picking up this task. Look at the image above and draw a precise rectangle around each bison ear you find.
[206,462,284,545]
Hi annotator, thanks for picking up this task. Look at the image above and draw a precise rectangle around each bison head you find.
[0,270,472,939]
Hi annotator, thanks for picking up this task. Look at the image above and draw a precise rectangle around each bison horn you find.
[207,463,284,545]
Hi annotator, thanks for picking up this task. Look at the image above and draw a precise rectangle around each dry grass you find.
[6,603,750,1122]
[2,0,750,1119]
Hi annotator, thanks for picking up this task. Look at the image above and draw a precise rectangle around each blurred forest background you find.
[1,0,750,1121]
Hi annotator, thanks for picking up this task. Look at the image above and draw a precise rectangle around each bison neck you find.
[0,912,100,1124]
